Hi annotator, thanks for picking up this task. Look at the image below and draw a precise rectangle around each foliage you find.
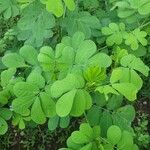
[0,0,150,149]
[134,112,150,149]
[0,0,19,19]
[111,0,150,23]
[59,123,138,150]
[43,0,76,17]
[15,1,55,47]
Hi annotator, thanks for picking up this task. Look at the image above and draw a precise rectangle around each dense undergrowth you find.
[0,0,150,150]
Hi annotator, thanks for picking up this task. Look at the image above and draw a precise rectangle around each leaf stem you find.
[84,112,89,124]
[139,21,150,29]
[98,45,108,51]
[63,5,66,19]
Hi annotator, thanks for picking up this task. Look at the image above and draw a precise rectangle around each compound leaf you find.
[112,83,137,101]
[2,53,26,68]
[16,1,55,47]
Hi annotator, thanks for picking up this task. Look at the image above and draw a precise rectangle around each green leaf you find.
[117,131,133,149]
[112,83,137,101]
[92,125,101,139]
[138,1,150,15]
[87,106,102,126]
[0,108,12,120]
[1,68,16,87]
[79,123,94,140]
[121,54,149,76]
[56,89,77,117]
[84,90,92,110]
[106,95,123,110]
[51,74,84,98]
[71,32,85,49]
[124,29,147,50]
[96,85,119,100]
[19,45,38,65]
[60,116,70,128]
[110,67,143,90]
[17,1,55,47]
[38,46,55,72]
[40,92,56,117]
[31,97,46,124]
[102,23,126,46]
[120,67,143,90]
[46,0,64,17]
[0,0,19,19]
[80,143,92,150]
[116,105,135,122]
[57,46,75,73]
[51,77,73,98]
[63,0,75,11]
[100,111,113,137]
[93,92,107,107]
[110,68,123,84]
[13,82,39,98]
[113,105,135,131]
[81,0,99,9]
[71,131,90,144]
[62,123,102,149]
[12,97,34,115]
[27,68,45,89]
[112,47,128,64]
[48,115,59,130]
[0,117,8,135]
[107,125,122,145]
[75,40,97,64]
[127,144,139,150]
[70,89,92,116]
[70,89,86,117]
[129,45,146,57]
[112,1,136,23]
[0,90,10,105]
[2,53,26,68]
[67,136,82,149]
[19,118,26,130]
[88,53,112,68]
[129,69,143,90]
[84,66,105,83]
[103,144,114,150]
[62,11,100,38]
[45,0,75,17]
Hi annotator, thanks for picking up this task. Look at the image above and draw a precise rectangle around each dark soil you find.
[134,97,150,132]
[1,98,150,150]
[0,119,81,150]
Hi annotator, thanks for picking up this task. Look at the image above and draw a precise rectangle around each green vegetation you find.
[0,0,150,149]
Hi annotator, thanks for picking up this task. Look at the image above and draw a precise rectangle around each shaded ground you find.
[0,119,81,150]
[0,97,150,150]
[133,97,150,150]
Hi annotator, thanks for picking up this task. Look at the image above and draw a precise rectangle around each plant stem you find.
[84,112,89,124]
[63,5,66,19]
[139,21,150,29]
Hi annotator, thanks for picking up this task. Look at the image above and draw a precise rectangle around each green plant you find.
[0,0,150,149]
[59,123,138,150]
[41,0,76,17]
[0,32,148,129]
[134,112,150,149]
